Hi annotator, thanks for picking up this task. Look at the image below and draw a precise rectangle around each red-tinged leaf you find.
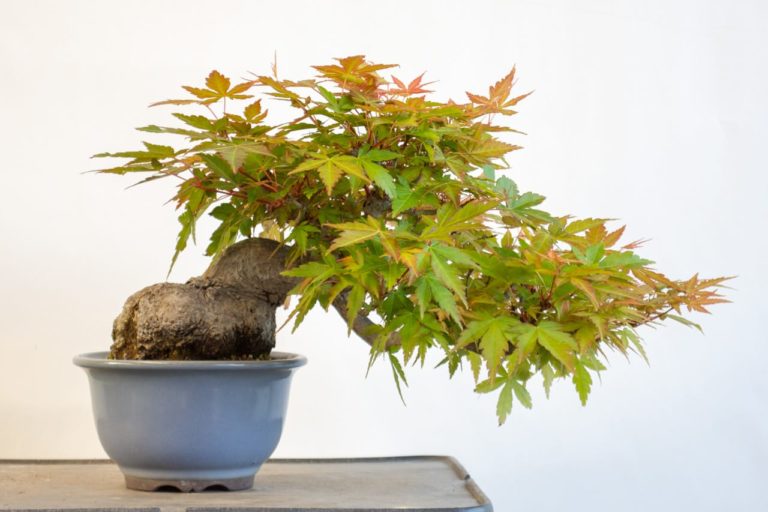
[586,224,608,244]
[603,225,626,248]
[389,72,434,95]
[503,91,533,108]
[206,70,231,95]
[622,238,650,250]
[489,67,515,104]
[466,91,490,105]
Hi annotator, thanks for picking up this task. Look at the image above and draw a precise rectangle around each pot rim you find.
[73,351,307,371]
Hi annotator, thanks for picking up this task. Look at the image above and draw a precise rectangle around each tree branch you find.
[332,292,401,350]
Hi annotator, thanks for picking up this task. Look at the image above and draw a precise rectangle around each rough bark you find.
[109,238,298,360]
[110,237,401,360]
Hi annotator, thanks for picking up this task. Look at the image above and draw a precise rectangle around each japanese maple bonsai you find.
[92,55,728,426]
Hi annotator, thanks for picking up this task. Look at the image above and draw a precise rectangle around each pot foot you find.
[124,474,255,492]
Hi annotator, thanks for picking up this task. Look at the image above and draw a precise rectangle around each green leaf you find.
[513,324,538,363]
[391,182,425,215]
[666,314,703,333]
[327,220,380,251]
[216,142,272,169]
[363,149,402,162]
[332,156,370,182]
[497,379,514,425]
[316,85,339,108]
[476,377,505,393]
[282,261,332,278]
[389,352,408,405]
[318,160,343,195]
[172,113,214,130]
[415,277,432,318]
[457,318,493,349]
[430,250,467,305]
[536,322,578,372]
[541,363,555,398]
[565,218,608,235]
[584,243,605,265]
[345,284,365,334]
[572,361,592,406]
[574,324,598,354]
[169,208,194,275]
[427,277,462,325]
[361,160,397,198]
[466,351,482,383]
[290,157,326,174]
[431,244,478,268]
[141,142,175,158]
[510,380,532,409]
[201,153,235,182]
[599,251,654,269]
[479,320,509,375]
[494,175,518,199]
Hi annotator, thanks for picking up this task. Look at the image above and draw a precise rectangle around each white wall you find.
[1,1,766,510]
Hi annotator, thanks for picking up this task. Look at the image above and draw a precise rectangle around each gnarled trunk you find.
[110,238,298,360]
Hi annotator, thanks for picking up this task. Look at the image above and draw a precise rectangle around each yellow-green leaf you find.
[327,221,380,251]
[536,322,578,372]
[572,361,592,406]
[480,320,509,375]
[318,160,342,194]
[497,379,514,425]
[333,156,370,182]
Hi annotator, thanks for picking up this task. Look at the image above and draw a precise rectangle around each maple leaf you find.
[465,66,532,115]
[312,55,397,95]
[388,72,435,96]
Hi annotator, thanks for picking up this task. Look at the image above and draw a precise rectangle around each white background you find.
[1,1,766,510]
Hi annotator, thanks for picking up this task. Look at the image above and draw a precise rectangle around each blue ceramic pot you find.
[74,351,306,492]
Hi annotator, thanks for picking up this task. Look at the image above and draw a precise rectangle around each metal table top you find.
[0,457,492,512]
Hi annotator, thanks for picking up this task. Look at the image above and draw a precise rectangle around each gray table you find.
[0,457,492,512]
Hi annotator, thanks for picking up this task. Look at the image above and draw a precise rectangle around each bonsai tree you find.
[95,55,729,423]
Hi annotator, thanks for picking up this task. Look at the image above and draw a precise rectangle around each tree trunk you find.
[109,238,298,360]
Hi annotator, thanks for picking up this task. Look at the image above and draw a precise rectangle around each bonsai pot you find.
[74,351,306,492]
